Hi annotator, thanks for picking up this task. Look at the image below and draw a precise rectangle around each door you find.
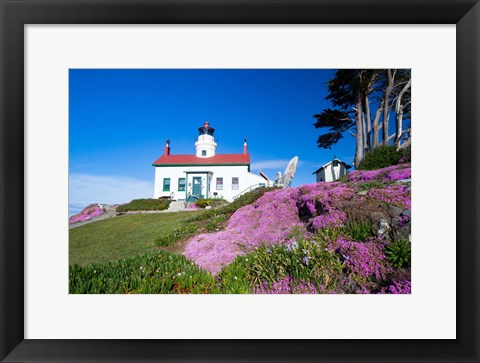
[192,177,202,198]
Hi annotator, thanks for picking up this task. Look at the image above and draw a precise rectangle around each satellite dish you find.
[274,171,282,186]
[259,170,271,186]
[281,156,299,188]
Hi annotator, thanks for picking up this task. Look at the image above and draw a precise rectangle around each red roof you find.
[153,153,250,166]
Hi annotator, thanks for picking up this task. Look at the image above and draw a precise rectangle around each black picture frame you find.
[1,1,479,362]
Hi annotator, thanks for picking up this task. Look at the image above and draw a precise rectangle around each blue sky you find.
[69,69,356,215]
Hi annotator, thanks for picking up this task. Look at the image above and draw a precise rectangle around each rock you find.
[377,218,390,236]
[387,205,403,218]
[357,190,368,196]
[401,209,411,217]
[205,206,212,210]
[369,211,387,223]
[395,221,411,241]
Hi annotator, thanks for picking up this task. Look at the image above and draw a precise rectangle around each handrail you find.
[232,183,266,200]
[184,194,199,208]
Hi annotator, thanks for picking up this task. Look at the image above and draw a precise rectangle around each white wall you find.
[315,169,326,183]
[194,134,217,157]
[154,165,269,202]
[315,163,348,182]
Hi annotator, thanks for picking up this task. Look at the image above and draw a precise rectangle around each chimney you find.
[164,139,170,156]
[243,137,248,155]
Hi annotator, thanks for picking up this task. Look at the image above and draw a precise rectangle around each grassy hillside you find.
[69,211,201,266]
[69,187,277,267]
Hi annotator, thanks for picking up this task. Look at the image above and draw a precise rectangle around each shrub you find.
[219,187,279,215]
[191,187,278,222]
[357,145,408,170]
[384,239,411,268]
[195,198,227,209]
[116,198,171,212]
[69,251,216,294]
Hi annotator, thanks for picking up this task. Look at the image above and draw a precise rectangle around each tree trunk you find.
[394,79,412,146]
[372,98,384,148]
[398,135,411,149]
[364,95,372,151]
[382,69,394,146]
[354,99,364,168]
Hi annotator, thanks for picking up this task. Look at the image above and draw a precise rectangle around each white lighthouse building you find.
[153,121,270,202]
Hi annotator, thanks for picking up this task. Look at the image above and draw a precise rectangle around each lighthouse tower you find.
[195,121,218,158]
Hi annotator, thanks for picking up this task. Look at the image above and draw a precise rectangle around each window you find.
[232,177,239,190]
[178,178,186,192]
[163,178,171,192]
[216,177,223,190]
[201,150,207,156]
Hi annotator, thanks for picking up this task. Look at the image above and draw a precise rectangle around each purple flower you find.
[384,278,411,294]
[329,237,392,287]
[347,164,411,182]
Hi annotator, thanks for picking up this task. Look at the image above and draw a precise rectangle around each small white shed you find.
[313,158,352,182]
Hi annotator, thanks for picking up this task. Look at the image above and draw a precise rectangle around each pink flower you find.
[69,205,104,224]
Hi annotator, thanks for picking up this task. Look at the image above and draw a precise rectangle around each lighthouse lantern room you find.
[195,121,217,158]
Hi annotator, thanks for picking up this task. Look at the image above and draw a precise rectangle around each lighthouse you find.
[195,121,217,158]
[152,120,272,202]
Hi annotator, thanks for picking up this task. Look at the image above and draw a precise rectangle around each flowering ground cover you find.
[183,163,411,294]
[69,164,411,294]
[69,204,105,224]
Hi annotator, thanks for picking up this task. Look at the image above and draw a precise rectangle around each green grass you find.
[69,211,201,266]
[116,198,171,212]
[355,180,391,191]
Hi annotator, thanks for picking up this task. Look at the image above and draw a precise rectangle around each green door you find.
[192,177,202,198]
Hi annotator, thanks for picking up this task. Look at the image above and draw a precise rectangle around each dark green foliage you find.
[155,223,198,247]
[340,220,376,241]
[399,146,411,163]
[69,251,217,294]
[220,187,278,214]
[313,109,354,149]
[385,239,411,268]
[313,69,381,150]
[116,198,171,212]
[357,145,406,170]
[195,198,227,209]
